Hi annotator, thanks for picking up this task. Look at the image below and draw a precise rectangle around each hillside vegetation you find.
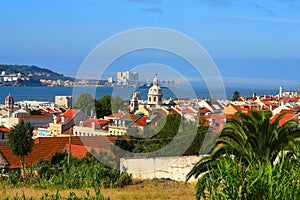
[0,64,74,85]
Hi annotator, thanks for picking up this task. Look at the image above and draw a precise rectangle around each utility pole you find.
[67,131,71,172]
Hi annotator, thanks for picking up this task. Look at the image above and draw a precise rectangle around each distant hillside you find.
[0,64,74,81]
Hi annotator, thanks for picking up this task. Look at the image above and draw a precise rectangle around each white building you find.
[117,71,139,86]
[147,74,162,106]
[0,71,23,82]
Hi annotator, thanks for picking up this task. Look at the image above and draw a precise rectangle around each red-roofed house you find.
[271,113,299,126]
[104,111,126,120]
[64,144,112,159]
[0,127,9,142]
[73,118,111,136]
[48,109,86,137]
[134,116,150,129]
[108,113,142,135]
[0,136,115,169]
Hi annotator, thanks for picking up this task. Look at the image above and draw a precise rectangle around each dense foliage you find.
[0,152,132,190]
[74,94,126,118]
[113,114,209,157]
[73,93,95,116]
[187,110,300,199]
[232,90,240,101]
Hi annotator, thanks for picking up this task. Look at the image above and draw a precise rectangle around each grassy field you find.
[0,180,196,200]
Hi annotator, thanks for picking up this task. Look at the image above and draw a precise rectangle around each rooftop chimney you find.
[279,85,283,98]
[53,115,57,124]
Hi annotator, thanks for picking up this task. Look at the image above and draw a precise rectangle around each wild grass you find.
[0,180,196,200]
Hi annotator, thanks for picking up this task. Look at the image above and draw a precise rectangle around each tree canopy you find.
[7,120,34,168]
[73,93,95,116]
[113,114,208,157]
[232,90,240,101]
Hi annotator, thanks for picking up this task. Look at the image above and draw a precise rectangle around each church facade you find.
[129,74,175,114]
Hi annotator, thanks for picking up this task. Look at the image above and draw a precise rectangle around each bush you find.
[51,152,67,166]
[197,155,300,200]
[0,153,132,191]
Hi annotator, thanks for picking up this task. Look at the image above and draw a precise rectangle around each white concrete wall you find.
[120,155,204,182]
[73,126,109,136]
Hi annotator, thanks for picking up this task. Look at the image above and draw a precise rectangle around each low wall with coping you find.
[120,155,204,182]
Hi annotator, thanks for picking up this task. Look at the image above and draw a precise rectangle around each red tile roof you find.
[175,107,197,114]
[65,144,88,159]
[82,118,111,128]
[62,109,79,118]
[134,116,149,127]
[121,113,139,121]
[18,115,53,119]
[106,111,125,119]
[65,144,112,159]
[0,127,10,132]
[199,107,211,114]
[271,113,297,126]
[0,136,117,168]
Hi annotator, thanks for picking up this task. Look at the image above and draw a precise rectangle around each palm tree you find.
[187,110,300,198]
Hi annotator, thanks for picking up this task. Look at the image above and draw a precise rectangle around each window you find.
[148,97,151,101]
[154,97,156,102]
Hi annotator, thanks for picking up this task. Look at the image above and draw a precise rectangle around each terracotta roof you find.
[62,109,80,118]
[121,113,139,121]
[18,115,53,119]
[0,136,117,168]
[64,144,88,159]
[175,107,197,114]
[65,144,112,159]
[0,127,10,132]
[280,97,298,102]
[271,113,297,126]
[134,116,149,126]
[199,107,211,114]
[82,118,111,128]
[106,111,125,119]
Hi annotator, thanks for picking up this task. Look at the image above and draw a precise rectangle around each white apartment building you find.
[117,71,139,86]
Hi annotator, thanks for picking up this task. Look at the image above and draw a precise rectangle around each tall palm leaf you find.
[187,110,300,196]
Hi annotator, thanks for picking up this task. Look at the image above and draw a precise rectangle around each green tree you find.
[95,95,112,118]
[232,90,240,101]
[51,151,67,166]
[187,110,300,199]
[184,118,209,155]
[95,95,126,118]
[111,96,126,113]
[74,93,95,116]
[7,120,34,168]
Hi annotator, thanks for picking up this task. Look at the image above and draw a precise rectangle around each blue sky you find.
[1,0,300,89]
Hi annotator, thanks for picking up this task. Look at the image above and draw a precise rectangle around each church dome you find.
[148,85,162,95]
[147,74,163,105]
